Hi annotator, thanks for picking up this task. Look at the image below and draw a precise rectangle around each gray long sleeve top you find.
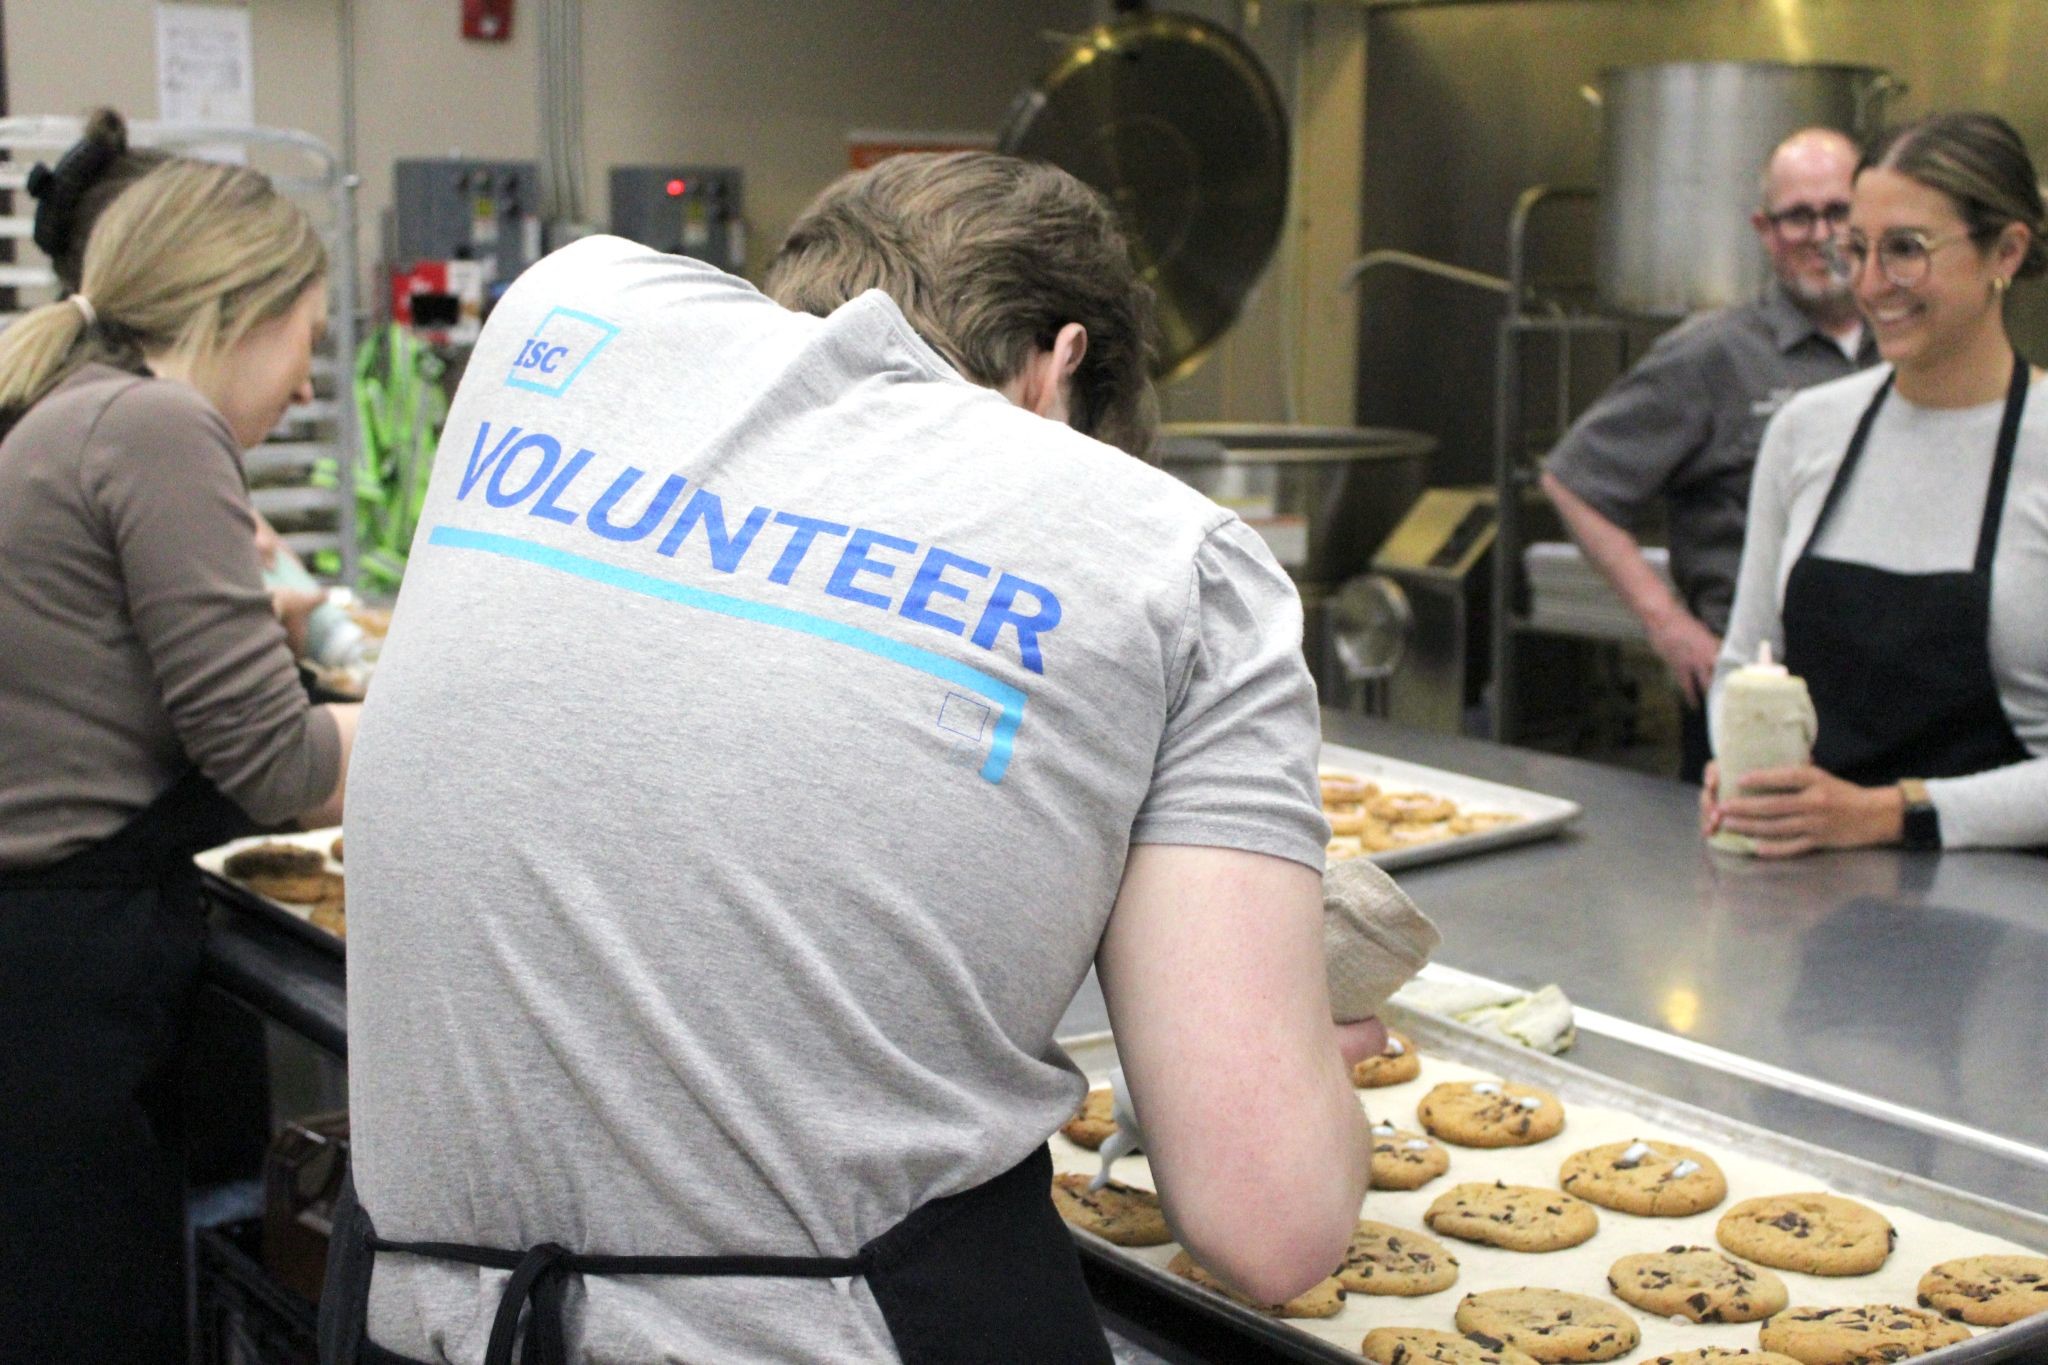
[0,363,339,867]
[1711,365,2048,850]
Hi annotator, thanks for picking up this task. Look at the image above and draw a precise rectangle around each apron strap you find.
[1796,370,1894,563]
[1975,350,2030,574]
[1800,352,2031,573]
[366,1233,866,1365]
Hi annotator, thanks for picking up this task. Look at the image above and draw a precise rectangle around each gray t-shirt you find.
[346,236,1327,1363]
[1711,365,2048,849]
[1543,286,1874,633]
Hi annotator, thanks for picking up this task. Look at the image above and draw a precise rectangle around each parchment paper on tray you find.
[195,827,346,939]
[1049,1021,2046,1363]
[1319,743,1581,872]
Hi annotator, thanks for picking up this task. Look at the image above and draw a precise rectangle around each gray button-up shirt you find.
[1543,283,1876,634]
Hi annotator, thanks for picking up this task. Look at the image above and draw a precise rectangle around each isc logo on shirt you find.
[506,307,620,397]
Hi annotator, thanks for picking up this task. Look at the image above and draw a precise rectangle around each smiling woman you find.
[1705,112,2048,857]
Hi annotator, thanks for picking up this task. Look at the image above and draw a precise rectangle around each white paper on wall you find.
[155,2,253,164]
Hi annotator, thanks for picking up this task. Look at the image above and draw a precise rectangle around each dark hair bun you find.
[26,108,131,261]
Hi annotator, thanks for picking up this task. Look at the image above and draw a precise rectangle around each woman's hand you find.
[1705,763,1906,858]
[269,585,325,658]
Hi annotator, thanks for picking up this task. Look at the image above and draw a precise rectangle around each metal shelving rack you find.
[1488,183,1651,744]
[0,118,361,585]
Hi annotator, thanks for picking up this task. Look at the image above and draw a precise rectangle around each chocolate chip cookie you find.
[1418,1081,1565,1147]
[1716,1193,1894,1276]
[1166,1250,1346,1318]
[1758,1304,1969,1364]
[1337,1220,1460,1296]
[1372,1122,1451,1191]
[1559,1139,1727,1216]
[1917,1253,2048,1326]
[1354,1030,1423,1087]
[224,842,326,880]
[1424,1182,1598,1253]
[225,842,338,903]
[1641,1352,1803,1365]
[1049,1173,1168,1247]
[1452,1288,1639,1363]
[1607,1246,1787,1323]
[1360,1327,1540,1365]
[1060,1088,1116,1150]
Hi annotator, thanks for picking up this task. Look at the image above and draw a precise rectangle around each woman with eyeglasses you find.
[1702,111,2048,856]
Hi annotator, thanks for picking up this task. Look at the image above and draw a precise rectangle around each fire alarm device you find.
[462,0,513,42]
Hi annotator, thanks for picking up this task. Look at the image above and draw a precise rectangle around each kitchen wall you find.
[1355,0,2048,486]
[5,0,1358,427]
[7,0,1087,281]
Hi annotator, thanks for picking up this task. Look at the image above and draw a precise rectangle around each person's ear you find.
[1993,221,2030,281]
[1049,321,1087,388]
[1011,323,1090,424]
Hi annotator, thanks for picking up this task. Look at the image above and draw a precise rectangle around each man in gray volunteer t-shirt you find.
[1541,128,1876,782]
[342,153,1377,1363]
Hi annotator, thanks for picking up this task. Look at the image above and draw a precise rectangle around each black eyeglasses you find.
[1765,201,1853,241]
[1824,229,1973,289]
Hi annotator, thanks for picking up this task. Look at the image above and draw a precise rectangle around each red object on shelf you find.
[462,0,514,42]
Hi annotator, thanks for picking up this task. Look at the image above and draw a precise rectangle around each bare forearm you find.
[1099,845,1369,1302]
[1540,472,1690,630]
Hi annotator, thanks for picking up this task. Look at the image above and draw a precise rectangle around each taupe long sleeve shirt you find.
[0,363,339,868]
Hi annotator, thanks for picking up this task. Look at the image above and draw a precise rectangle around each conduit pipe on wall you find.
[537,0,586,231]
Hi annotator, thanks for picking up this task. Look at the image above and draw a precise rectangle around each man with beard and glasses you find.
[1541,127,1876,782]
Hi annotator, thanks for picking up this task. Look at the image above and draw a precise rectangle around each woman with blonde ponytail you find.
[0,155,359,1364]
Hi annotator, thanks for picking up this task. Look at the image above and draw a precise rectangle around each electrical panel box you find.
[609,165,745,275]
[391,158,543,292]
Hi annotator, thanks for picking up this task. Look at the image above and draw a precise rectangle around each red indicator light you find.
[666,178,688,196]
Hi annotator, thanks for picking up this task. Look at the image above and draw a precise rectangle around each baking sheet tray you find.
[1052,1005,2048,1363]
[195,827,345,958]
[1321,741,1582,871]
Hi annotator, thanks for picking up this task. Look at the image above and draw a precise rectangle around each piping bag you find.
[1090,858,1439,1190]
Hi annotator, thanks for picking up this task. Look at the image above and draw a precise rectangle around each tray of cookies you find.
[1050,1007,2048,1364]
[1319,744,1581,872]
[195,827,347,956]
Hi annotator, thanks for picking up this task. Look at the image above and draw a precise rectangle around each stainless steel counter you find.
[1060,712,2048,1214]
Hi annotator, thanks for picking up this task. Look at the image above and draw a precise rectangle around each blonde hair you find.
[0,158,325,420]
[765,152,1160,460]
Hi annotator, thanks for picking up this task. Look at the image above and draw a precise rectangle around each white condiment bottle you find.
[1709,642,1817,855]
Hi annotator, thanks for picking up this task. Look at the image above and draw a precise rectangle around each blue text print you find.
[506,307,620,397]
[426,526,1028,783]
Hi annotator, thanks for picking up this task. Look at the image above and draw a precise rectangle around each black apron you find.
[1781,353,2034,787]
[319,1143,1112,1365]
[0,769,253,1365]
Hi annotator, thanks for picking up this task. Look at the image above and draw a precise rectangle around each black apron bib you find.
[0,769,253,1365]
[1781,353,2034,788]
[320,1144,1111,1365]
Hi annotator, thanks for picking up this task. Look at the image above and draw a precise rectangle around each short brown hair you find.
[764,151,1159,459]
[1863,111,2048,279]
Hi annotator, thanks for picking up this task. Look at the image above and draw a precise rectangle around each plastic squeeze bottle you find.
[1709,641,1818,855]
